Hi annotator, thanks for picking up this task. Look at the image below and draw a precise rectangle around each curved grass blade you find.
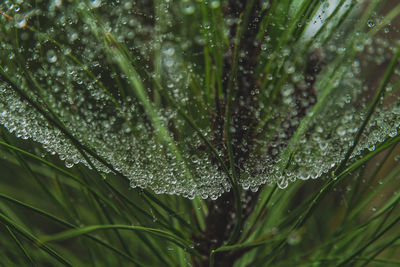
[142,191,198,235]
[5,225,36,266]
[73,149,176,261]
[0,193,144,266]
[39,224,195,254]
[277,257,400,267]
[351,145,397,208]
[78,145,193,237]
[346,164,400,224]
[338,214,400,266]
[209,236,277,267]
[0,132,63,207]
[104,180,179,231]
[241,186,277,241]
[260,135,400,265]
[0,213,72,266]
[360,234,400,267]
[0,140,120,213]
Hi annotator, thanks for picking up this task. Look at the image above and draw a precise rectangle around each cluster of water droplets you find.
[0,0,399,198]
[241,33,400,189]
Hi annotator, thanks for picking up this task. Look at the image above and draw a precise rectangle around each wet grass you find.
[1,0,400,266]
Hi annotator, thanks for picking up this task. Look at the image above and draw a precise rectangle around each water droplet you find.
[336,126,346,137]
[65,159,74,168]
[47,50,58,63]
[164,58,174,67]
[287,231,301,245]
[210,0,220,9]
[261,43,267,51]
[277,177,288,189]
[15,16,26,28]
[389,129,397,137]
[90,0,102,8]
[367,20,375,28]
[163,47,175,56]
[182,3,195,15]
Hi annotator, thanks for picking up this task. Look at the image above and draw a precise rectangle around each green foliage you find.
[0,0,400,266]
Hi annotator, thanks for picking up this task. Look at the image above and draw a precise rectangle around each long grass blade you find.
[39,225,194,253]
[0,213,72,266]
[0,193,144,266]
